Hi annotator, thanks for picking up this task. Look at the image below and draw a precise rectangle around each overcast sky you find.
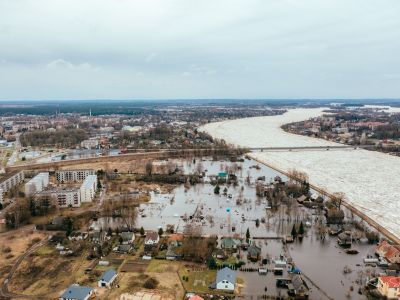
[0,0,400,100]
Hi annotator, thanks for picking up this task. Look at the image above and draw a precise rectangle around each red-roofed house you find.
[377,276,400,299]
[376,241,400,264]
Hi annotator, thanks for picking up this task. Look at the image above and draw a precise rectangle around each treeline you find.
[374,124,400,140]
[20,129,88,147]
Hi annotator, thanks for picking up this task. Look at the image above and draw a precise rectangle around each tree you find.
[207,256,217,269]
[97,178,102,189]
[140,227,145,236]
[298,221,305,235]
[145,161,153,176]
[214,185,220,194]
[246,228,250,242]
[158,227,164,237]
[291,224,297,237]
[62,217,74,237]
[29,198,36,216]
[331,192,345,209]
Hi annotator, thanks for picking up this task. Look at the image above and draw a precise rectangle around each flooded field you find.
[201,108,400,241]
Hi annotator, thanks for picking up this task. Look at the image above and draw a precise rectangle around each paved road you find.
[6,134,21,167]
[0,237,47,299]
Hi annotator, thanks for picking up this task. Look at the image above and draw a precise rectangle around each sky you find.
[0,0,400,100]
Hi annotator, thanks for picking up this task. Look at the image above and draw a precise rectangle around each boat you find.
[345,248,359,255]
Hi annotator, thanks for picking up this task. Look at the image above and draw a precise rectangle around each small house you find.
[377,276,400,299]
[144,231,160,246]
[247,245,262,261]
[98,269,117,289]
[287,275,309,298]
[296,195,307,204]
[328,225,342,236]
[120,232,135,245]
[337,232,352,247]
[168,233,184,247]
[221,237,241,250]
[59,284,93,300]
[113,244,132,254]
[215,267,236,292]
[376,241,400,264]
[166,246,181,260]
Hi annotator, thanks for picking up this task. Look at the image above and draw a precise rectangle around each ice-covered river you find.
[201,108,400,240]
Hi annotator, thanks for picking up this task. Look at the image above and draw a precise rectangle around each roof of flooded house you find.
[221,237,240,248]
[120,231,135,240]
[145,231,159,241]
[168,233,184,242]
[379,276,400,288]
[376,241,400,262]
[248,245,261,255]
[216,267,236,284]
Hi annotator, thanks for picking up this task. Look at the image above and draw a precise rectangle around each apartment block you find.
[80,175,97,202]
[56,169,96,183]
[25,172,49,196]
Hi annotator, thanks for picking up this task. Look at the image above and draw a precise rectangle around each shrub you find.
[143,277,159,289]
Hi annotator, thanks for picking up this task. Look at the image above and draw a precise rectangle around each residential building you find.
[56,169,95,183]
[80,175,97,202]
[98,269,117,288]
[221,237,241,250]
[215,267,236,292]
[377,276,400,299]
[0,171,25,201]
[25,172,49,196]
[247,245,262,261]
[80,138,99,149]
[376,241,400,264]
[120,232,135,245]
[144,231,159,245]
[37,188,81,208]
[59,284,93,300]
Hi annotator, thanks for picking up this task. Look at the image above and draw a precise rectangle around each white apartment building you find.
[0,171,25,203]
[25,172,49,196]
[80,139,99,149]
[37,188,81,208]
[80,175,97,202]
[56,169,95,183]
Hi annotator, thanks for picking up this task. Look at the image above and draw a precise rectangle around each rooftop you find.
[216,267,236,284]
[100,269,117,283]
[379,276,400,288]
[60,284,93,300]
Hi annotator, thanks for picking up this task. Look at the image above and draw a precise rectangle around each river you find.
[201,107,400,241]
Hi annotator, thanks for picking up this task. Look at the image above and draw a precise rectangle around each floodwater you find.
[92,157,378,300]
